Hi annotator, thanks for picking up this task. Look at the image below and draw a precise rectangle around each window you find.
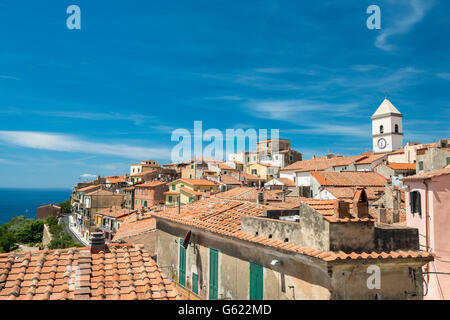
[209,249,219,300]
[380,125,384,134]
[410,191,422,215]
[395,124,399,133]
[192,273,199,295]
[179,239,186,287]
[249,262,263,300]
[247,157,250,162]
[418,161,424,171]
[172,185,176,190]
[168,196,173,203]
[191,165,194,169]
[447,157,450,166]
[144,201,147,207]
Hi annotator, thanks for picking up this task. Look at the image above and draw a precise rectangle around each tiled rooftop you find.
[387,162,416,170]
[96,206,136,219]
[403,168,450,181]
[77,184,100,192]
[270,178,296,187]
[136,181,167,188]
[85,189,116,196]
[355,152,387,165]
[322,186,384,201]
[0,243,178,300]
[113,214,156,240]
[214,187,283,202]
[281,154,365,172]
[311,171,387,187]
[177,178,217,186]
[219,175,242,185]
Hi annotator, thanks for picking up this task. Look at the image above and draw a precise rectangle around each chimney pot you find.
[89,232,106,253]
[257,189,264,204]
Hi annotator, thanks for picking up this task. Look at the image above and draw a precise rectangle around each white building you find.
[372,98,403,154]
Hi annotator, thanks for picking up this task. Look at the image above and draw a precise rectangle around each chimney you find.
[135,210,140,222]
[257,189,264,204]
[89,232,106,253]
[334,200,350,219]
[353,188,369,218]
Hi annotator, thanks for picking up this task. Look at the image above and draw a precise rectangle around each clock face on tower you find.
[377,138,387,149]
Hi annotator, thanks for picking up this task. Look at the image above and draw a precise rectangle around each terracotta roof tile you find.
[311,171,387,187]
[0,244,178,300]
[281,155,366,172]
[387,163,416,170]
[403,168,450,181]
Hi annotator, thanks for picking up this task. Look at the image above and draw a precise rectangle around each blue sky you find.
[0,0,449,188]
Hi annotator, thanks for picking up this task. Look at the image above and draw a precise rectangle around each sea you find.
[0,188,72,226]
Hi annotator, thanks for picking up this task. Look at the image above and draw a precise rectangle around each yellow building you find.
[245,163,279,181]
[164,178,218,205]
[180,161,210,179]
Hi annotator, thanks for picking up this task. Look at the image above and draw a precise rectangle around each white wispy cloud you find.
[0,74,20,81]
[284,124,370,137]
[375,0,433,51]
[436,73,450,80]
[80,173,97,179]
[351,65,380,72]
[0,131,170,160]
[0,108,156,126]
[245,99,358,122]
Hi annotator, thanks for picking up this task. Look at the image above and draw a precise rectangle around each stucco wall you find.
[297,202,330,251]
[155,220,331,300]
[405,175,450,300]
[331,263,424,300]
[329,222,374,252]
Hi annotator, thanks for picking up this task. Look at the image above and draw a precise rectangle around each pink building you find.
[134,181,168,210]
[404,168,450,299]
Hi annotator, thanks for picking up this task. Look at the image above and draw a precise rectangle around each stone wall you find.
[42,224,53,248]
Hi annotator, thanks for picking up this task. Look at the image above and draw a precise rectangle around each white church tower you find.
[371,98,403,154]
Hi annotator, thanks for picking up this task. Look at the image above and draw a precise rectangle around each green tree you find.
[0,232,17,253]
[17,220,44,243]
[57,200,72,214]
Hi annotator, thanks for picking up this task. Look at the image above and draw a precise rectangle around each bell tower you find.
[371,98,403,154]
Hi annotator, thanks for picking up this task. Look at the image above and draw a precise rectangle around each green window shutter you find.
[189,197,193,202]
[168,196,172,203]
[192,273,198,295]
[179,239,186,287]
[419,161,424,170]
[250,262,263,300]
[209,249,218,300]
[447,157,450,166]
[172,185,175,190]
[191,165,194,169]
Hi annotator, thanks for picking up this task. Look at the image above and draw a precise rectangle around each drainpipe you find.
[178,191,181,215]
[424,179,430,283]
